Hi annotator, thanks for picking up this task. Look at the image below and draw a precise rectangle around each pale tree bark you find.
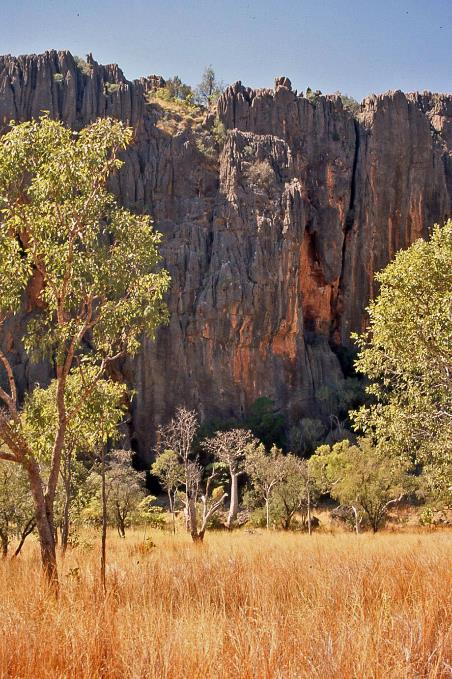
[351,505,360,535]
[226,472,239,529]
[201,429,257,530]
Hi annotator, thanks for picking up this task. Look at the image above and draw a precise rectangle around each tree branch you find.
[0,349,17,411]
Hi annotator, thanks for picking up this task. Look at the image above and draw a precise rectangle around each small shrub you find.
[245,160,275,192]
[211,117,227,146]
[419,507,434,526]
[53,73,64,83]
[105,82,121,95]
[340,94,361,116]
[243,144,255,159]
[74,55,92,77]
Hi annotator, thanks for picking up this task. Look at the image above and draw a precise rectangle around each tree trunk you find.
[12,519,36,558]
[265,497,270,530]
[188,495,198,540]
[351,505,360,535]
[191,529,205,543]
[25,459,58,589]
[226,472,239,529]
[61,457,72,555]
[116,508,125,539]
[0,529,8,559]
[101,446,107,593]
[168,491,176,534]
[307,489,312,536]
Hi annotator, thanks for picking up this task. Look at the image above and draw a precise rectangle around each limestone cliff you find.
[0,51,450,460]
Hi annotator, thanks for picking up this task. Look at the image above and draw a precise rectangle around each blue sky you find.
[1,0,451,100]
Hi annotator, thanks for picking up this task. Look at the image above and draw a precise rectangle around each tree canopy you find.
[352,221,452,505]
[0,115,170,582]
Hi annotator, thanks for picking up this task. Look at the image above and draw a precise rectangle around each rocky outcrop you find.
[0,51,451,460]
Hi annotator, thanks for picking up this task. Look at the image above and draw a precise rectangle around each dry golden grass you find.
[0,529,451,678]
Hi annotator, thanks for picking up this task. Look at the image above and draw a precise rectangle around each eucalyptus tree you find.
[353,221,452,506]
[0,116,169,585]
[151,449,184,533]
[0,460,35,558]
[245,444,285,530]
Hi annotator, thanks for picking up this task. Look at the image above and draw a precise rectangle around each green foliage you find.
[211,117,226,146]
[53,73,64,84]
[288,417,325,455]
[151,449,184,494]
[0,461,35,554]
[195,66,224,106]
[318,377,367,421]
[352,221,452,506]
[245,444,285,521]
[82,450,151,535]
[272,454,320,530]
[309,439,415,531]
[305,87,322,105]
[73,56,92,77]
[164,76,193,102]
[244,397,285,449]
[0,116,169,575]
[0,116,169,361]
[339,93,361,116]
[105,82,121,95]
[131,496,166,529]
[21,368,128,463]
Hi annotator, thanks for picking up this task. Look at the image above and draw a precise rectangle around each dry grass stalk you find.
[0,530,450,678]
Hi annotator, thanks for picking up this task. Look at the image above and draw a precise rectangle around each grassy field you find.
[0,529,451,678]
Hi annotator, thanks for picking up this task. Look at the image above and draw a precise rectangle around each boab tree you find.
[157,408,226,541]
[202,428,258,528]
[0,116,169,585]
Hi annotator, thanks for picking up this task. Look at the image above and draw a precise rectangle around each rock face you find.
[0,50,451,460]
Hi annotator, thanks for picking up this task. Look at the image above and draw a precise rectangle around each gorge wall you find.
[0,51,451,460]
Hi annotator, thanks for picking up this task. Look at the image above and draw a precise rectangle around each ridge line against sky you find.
[1,0,451,101]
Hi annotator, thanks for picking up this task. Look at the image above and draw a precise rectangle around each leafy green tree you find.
[353,221,452,507]
[272,455,320,532]
[245,444,285,529]
[0,116,169,585]
[196,66,224,106]
[151,449,184,533]
[288,417,325,455]
[0,460,35,558]
[244,397,285,449]
[84,450,146,538]
[165,76,193,101]
[21,370,127,553]
[309,439,414,532]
